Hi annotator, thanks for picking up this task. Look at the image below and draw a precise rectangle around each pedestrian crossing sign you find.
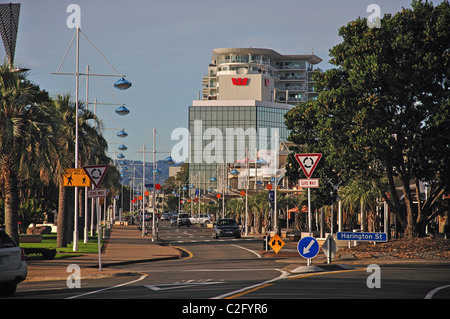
[63,168,91,187]
[268,234,285,254]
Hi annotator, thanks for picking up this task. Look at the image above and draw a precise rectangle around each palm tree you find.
[338,177,387,232]
[52,94,107,247]
[0,64,56,243]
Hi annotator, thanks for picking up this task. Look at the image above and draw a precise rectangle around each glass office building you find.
[188,100,291,186]
[189,48,322,191]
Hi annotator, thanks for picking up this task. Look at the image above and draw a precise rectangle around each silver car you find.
[0,229,27,297]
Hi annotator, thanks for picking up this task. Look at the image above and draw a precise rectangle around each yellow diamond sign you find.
[268,234,285,254]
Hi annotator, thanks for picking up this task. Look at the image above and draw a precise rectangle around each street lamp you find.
[117,129,128,138]
[114,77,132,90]
[115,105,130,115]
[118,144,128,151]
[138,128,175,241]
[52,26,132,252]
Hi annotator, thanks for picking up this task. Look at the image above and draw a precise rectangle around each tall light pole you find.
[53,26,132,251]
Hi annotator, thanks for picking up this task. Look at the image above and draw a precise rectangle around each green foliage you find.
[285,0,450,237]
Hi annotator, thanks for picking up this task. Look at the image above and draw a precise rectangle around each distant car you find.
[0,229,27,297]
[189,213,212,226]
[177,213,191,227]
[161,212,171,221]
[213,218,241,239]
[170,215,178,226]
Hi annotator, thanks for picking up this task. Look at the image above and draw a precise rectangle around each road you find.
[12,221,450,305]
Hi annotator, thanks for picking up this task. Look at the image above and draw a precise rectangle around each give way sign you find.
[83,165,109,188]
[294,153,322,179]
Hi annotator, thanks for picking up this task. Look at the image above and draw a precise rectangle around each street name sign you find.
[87,189,108,198]
[299,178,319,188]
[337,232,387,242]
[83,165,109,188]
[294,153,322,179]
[63,168,91,187]
[268,234,285,254]
[297,236,320,259]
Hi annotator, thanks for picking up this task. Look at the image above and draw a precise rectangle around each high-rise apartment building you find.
[188,48,322,191]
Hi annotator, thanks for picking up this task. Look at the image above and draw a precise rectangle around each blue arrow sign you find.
[337,232,387,242]
[298,236,320,259]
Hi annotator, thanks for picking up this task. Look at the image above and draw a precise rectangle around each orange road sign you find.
[268,234,285,254]
[63,168,91,187]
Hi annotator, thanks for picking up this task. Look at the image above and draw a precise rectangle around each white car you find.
[0,229,27,297]
[189,213,212,226]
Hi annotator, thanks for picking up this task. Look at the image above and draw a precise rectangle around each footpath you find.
[24,224,181,282]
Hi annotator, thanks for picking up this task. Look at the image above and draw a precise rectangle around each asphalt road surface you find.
[11,221,450,310]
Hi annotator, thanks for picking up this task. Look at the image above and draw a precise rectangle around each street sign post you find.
[83,165,109,189]
[87,189,108,198]
[268,190,275,203]
[299,178,319,188]
[268,234,285,254]
[295,153,322,236]
[63,168,91,187]
[294,153,322,179]
[322,235,338,264]
[337,232,387,242]
[298,236,320,265]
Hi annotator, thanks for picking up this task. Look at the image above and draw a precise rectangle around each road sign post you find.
[298,236,320,266]
[295,153,322,236]
[63,168,91,187]
[268,234,285,254]
[337,232,387,242]
[322,235,338,264]
[83,165,109,189]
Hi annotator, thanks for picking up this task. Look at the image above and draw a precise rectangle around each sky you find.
[8,0,424,164]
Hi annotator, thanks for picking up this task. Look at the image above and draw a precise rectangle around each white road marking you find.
[66,274,148,299]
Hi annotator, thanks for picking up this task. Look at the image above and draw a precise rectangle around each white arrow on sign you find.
[295,153,322,179]
[303,240,315,255]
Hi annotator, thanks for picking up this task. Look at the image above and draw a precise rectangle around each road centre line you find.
[212,269,289,299]
[214,268,367,299]
[287,268,367,280]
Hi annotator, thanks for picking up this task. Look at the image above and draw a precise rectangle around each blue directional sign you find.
[337,232,387,242]
[268,190,275,203]
[297,236,320,259]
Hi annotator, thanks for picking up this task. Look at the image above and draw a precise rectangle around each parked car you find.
[0,229,27,297]
[189,213,212,226]
[177,213,191,227]
[213,218,241,239]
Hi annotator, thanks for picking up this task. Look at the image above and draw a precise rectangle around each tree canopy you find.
[285,0,450,238]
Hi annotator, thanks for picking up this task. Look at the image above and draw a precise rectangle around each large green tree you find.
[0,65,57,243]
[285,0,449,238]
